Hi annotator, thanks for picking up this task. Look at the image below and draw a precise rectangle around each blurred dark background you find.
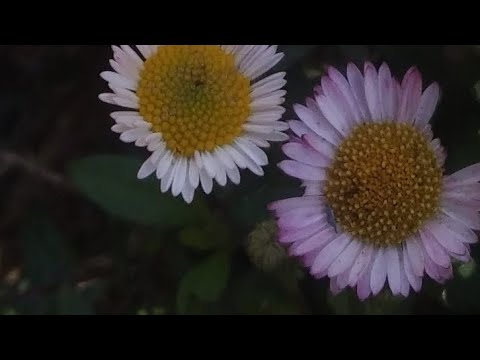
[0,45,480,315]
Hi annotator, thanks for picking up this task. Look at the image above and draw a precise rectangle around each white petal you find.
[188,158,200,188]
[137,158,156,179]
[199,168,213,194]
[172,158,188,197]
[156,151,174,179]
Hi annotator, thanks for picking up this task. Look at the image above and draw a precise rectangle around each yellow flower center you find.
[324,122,443,247]
[137,45,251,157]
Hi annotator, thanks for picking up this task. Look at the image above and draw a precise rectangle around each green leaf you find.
[231,270,304,315]
[458,260,476,279]
[277,45,318,71]
[68,155,208,227]
[21,216,74,287]
[178,227,221,251]
[337,45,370,64]
[328,291,366,315]
[176,251,231,314]
[329,288,413,316]
[232,184,300,229]
[362,292,413,315]
[55,285,97,315]
[445,260,480,313]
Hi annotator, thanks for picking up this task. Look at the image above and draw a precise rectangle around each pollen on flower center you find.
[324,122,443,247]
[136,45,251,157]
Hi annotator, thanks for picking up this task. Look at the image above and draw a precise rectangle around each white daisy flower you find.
[99,45,288,203]
[270,62,480,300]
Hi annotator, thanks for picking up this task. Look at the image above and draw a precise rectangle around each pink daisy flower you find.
[269,62,480,300]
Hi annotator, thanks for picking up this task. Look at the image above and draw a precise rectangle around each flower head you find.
[99,45,288,203]
[270,62,479,300]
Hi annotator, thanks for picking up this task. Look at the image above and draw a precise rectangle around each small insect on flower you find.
[98,45,289,204]
[270,62,480,300]
[325,205,340,234]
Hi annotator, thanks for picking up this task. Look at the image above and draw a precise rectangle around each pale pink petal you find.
[378,63,397,120]
[293,104,341,146]
[363,62,382,121]
[311,233,351,275]
[426,221,467,255]
[289,228,336,256]
[437,213,478,244]
[346,62,370,120]
[327,239,362,277]
[414,82,441,129]
[320,76,356,130]
[402,246,422,292]
[329,278,342,295]
[399,265,411,297]
[316,94,350,137]
[288,120,312,138]
[278,222,326,244]
[348,245,373,287]
[419,228,451,268]
[357,254,375,301]
[282,143,329,167]
[445,163,480,187]
[386,247,402,295]
[370,248,388,296]
[441,202,480,230]
[278,160,326,181]
[398,67,422,124]
[269,196,321,213]
[302,133,335,160]
[406,237,425,277]
[303,181,324,196]
[278,212,324,230]
[422,124,434,141]
[445,183,480,200]
[327,66,362,123]
[443,193,480,211]
[336,270,351,290]
[423,252,442,283]
[450,247,472,263]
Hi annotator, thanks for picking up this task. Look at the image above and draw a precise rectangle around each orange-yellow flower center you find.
[324,122,443,247]
[137,45,251,157]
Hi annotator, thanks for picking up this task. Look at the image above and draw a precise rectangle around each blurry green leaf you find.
[328,291,365,315]
[2,308,18,315]
[69,155,208,227]
[152,307,166,315]
[338,45,370,64]
[363,292,413,315]
[233,184,300,228]
[445,134,480,173]
[55,285,95,315]
[458,260,476,279]
[445,260,480,313]
[176,251,231,314]
[231,270,304,315]
[278,45,318,71]
[474,81,480,102]
[178,218,229,250]
[179,228,212,250]
[22,216,74,287]
[136,307,165,316]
